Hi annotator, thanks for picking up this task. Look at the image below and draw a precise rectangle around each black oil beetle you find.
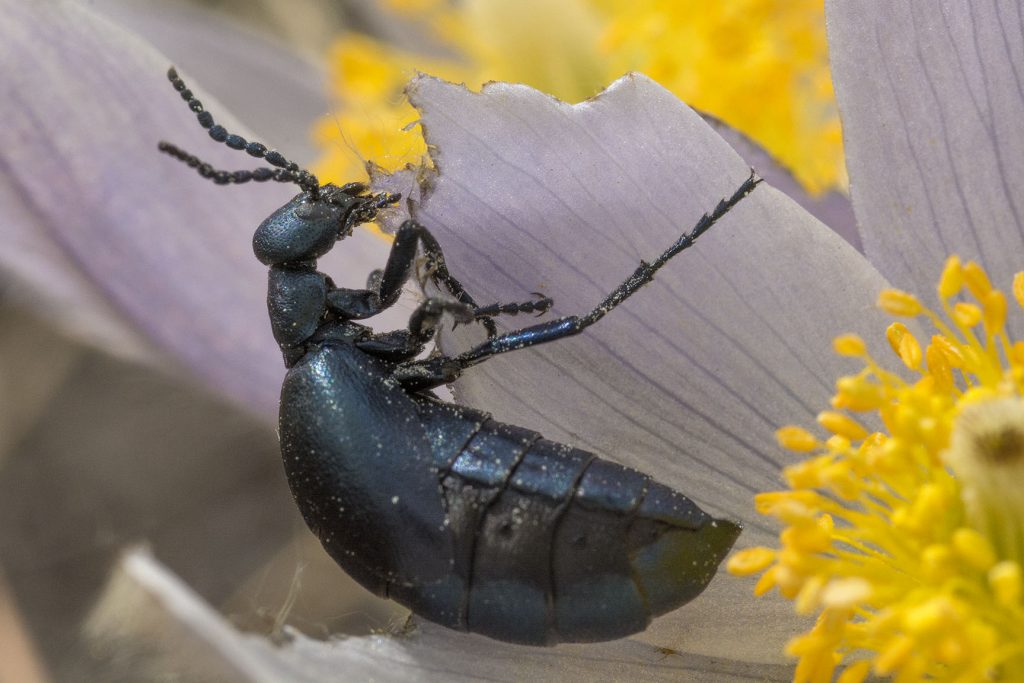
[159,67,759,645]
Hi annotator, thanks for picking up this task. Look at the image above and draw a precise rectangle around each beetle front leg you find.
[327,220,550,337]
[325,219,479,322]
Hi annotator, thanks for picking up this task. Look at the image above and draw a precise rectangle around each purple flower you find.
[3,1,1020,680]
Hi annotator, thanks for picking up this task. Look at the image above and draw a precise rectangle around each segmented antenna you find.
[159,67,321,197]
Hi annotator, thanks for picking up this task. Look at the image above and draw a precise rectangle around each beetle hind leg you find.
[450,171,762,368]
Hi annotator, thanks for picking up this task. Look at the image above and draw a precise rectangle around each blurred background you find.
[1,1,839,680]
[2,3,409,681]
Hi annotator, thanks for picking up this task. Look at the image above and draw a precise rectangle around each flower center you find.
[947,398,1024,568]
[951,397,1024,466]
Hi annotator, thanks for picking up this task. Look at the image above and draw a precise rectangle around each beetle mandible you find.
[159,67,759,645]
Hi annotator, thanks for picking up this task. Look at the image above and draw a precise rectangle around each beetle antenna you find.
[157,141,319,188]
[164,67,320,197]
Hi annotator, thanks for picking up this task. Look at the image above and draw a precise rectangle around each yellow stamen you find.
[952,302,982,329]
[983,290,1007,336]
[833,334,866,357]
[938,255,963,299]
[963,261,993,300]
[1012,272,1024,309]
[732,258,1024,680]
[989,561,1022,607]
[952,528,996,570]
[777,425,818,452]
[885,322,922,370]
[878,289,923,317]
[836,660,871,683]
[726,547,776,576]
[816,411,868,441]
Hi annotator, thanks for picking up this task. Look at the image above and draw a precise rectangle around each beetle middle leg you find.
[467,292,553,322]
[356,296,476,362]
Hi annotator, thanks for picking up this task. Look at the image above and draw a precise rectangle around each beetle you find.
[159,67,758,645]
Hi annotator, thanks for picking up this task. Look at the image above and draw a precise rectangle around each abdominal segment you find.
[389,419,741,645]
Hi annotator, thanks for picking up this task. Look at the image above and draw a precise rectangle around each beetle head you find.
[252,184,399,266]
[157,67,399,267]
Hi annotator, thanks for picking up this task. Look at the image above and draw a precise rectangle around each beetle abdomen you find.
[393,415,741,645]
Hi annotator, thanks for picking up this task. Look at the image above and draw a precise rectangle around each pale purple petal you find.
[701,115,860,251]
[90,0,329,162]
[828,0,1024,310]
[0,2,394,416]
[89,550,792,682]
[388,74,893,660]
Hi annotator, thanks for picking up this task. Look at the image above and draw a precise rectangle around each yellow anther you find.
[836,660,871,683]
[937,255,963,299]
[886,323,922,369]
[934,635,966,665]
[952,527,996,571]
[816,411,868,441]
[921,544,954,583]
[925,342,953,391]
[753,568,777,597]
[727,547,776,576]
[755,491,793,511]
[959,385,1000,407]
[777,425,818,452]
[982,289,1007,336]
[885,322,909,354]
[783,458,824,489]
[963,260,993,300]
[1014,271,1024,309]
[820,577,871,609]
[795,574,826,614]
[988,561,1022,606]
[899,356,927,384]
[821,462,860,499]
[965,621,999,658]
[907,484,947,531]
[930,334,965,368]
[778,547,816,574]
[952,302,982,328]
[776,565,803,599]
[833,334,866,357]
[902,596,954,635]
[832,375,885,411]
[878,289,923,317]
[785,631,817,658]
[781,522,832,553]
[959,344,984,373]
[1011,341,1024,368]
[824,434,850,453]
[756,493,820,524]
[874,634,914,676]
